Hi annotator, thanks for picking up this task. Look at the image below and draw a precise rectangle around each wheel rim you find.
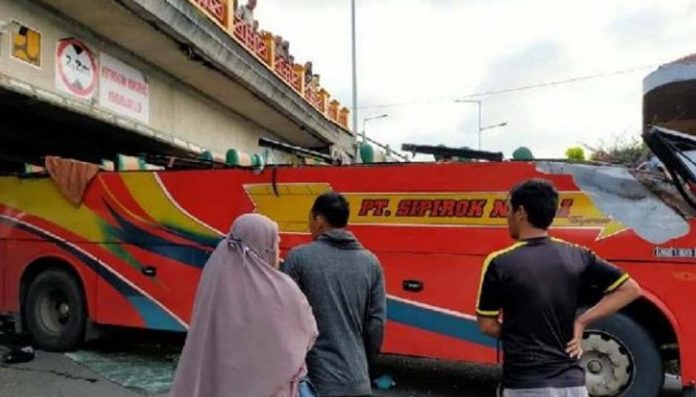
[581,331,634,397]
[37,289,71,335]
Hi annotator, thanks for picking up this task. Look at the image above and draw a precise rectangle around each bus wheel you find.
[24,269,86,351]
[581,313,663,397]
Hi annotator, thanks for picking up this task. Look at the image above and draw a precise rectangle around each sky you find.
[254,0,696,159]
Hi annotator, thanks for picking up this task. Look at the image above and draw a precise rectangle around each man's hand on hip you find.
[566,278,641,359]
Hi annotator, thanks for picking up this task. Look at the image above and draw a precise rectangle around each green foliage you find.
[588,136,650,167]
[565,147,586,161]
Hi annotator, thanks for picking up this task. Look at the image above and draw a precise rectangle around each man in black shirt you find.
[476,179,642,397]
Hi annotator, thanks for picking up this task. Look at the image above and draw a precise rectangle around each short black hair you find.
[312,192,350,228]
[509,179,559,229]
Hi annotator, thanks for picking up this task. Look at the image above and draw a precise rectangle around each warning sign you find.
[99,53,150,124]
[55,38,98,100]
[12,23,42,67]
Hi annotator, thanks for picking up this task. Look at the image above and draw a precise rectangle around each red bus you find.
[1,127,695,397]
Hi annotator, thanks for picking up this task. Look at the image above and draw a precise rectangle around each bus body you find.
[1,132,696,396]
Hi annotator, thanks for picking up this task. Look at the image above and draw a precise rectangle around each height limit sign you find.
[55,38,98,100]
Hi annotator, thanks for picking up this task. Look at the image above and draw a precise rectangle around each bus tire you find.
[24,269,86,351]
[582,312,663,397]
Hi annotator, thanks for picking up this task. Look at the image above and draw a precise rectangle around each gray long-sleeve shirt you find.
[283,229,386,397]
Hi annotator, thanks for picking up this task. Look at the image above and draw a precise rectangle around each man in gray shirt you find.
[284,192,386,397]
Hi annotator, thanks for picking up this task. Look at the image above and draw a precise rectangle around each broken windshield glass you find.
[679,150,696,176]
[537,162,690,244]
[644,127,696,210]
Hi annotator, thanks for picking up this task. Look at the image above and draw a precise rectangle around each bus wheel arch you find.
[582,312,662,397]
[578,294,680,397]
[622,293,680,363]
[20,256,89,351]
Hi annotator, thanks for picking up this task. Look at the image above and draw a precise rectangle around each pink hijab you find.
[170,213,318,397]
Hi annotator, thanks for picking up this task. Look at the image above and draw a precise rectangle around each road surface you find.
[0,327,682,397]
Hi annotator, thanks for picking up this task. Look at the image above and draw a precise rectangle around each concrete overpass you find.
[0,0,355,171]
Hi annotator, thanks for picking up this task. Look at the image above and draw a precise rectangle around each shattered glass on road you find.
[66,349,178,395]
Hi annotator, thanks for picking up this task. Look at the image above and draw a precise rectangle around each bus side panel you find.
[94,270,148,330]
[679,315,696,386]
[129,244,202,328]
[282,236,500,364]
[626,262,696,385]
[0,231,6,312]
[1,237,98,322]
[2,229,51,313]
[679,318,696,385]
[377,250,497,362]
[93,243,197,333]
[2,238,24,314]
[0,221,15,314]
[383,322,496,364]
[643,288,696,386]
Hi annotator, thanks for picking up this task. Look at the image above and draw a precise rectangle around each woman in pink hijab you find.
[170,213,318,397]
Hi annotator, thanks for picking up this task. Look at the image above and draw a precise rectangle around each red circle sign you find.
[56,39,97,98]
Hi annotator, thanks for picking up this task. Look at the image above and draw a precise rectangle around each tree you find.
[565,146,586,161]
[586,136,650,167]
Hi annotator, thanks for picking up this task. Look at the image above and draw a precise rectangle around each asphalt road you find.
[0,350,500,397]
[0,328,683,397]
[0,349,164,397]
[0,331,499,397]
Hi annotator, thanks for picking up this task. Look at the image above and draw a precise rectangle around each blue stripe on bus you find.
[387,298,497,348]
[0,217,186,332]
